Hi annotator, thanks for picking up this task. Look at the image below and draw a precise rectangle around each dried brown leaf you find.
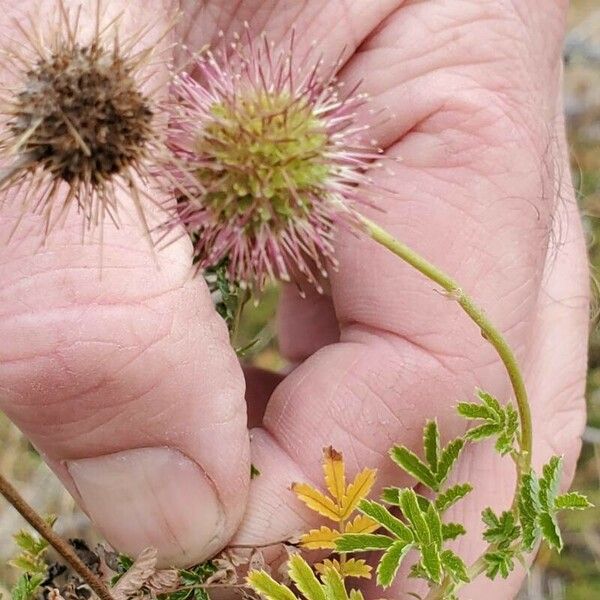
[248,550,267,573]
[205,558,238,586]
[111,547,157,600]
[146,569,179,595]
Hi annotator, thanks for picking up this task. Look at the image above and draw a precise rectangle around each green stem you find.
[361,215,533,598]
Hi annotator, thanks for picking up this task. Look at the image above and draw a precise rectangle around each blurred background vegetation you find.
[1,2,600,598]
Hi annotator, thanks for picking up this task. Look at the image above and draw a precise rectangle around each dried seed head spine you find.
[0,0,172,239]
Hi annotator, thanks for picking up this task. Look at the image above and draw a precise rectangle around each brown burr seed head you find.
[10,41,153,186]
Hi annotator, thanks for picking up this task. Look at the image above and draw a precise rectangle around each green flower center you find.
[195,92,331,229]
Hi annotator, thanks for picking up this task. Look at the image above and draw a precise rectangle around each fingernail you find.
[66,448,224,568]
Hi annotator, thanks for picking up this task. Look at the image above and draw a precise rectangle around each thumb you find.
[0,0,249,568]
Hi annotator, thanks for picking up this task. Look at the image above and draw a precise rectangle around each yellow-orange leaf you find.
[315,559,372,580]
[292,482,340,522]
[299,526,340,550]
[322,446,346,504]
[339,467,377,520]
[345,514,379,534]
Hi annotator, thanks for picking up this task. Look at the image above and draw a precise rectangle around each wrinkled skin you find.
[0,1,588,598]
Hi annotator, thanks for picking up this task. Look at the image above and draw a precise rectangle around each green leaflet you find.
[441,523,466,541]
[321,567,349,600]
[358,499,414,542]
[421,543,442,584]
[435,484,473,513]
[423,420,440,473]
[436,439,465,486]
[440,550,469,584]
[376,541,413,588]
[390,445,438,491]
[481,509,520,547]
[457,390,519,456]
[289,555,327,600]
[483,550,517,580]
[336,534,395,552]
[399,489,431,545]
[554,491,593,510]
[11,574,44,600]
[247,571,298,600]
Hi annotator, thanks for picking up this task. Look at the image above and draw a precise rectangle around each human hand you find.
[0,1,588,598]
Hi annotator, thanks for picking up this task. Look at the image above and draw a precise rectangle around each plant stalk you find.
[361,215,533,599]
[0,472,114,600]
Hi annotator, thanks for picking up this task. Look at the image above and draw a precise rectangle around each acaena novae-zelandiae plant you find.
[159,27,592,600]
[0,9,592,600]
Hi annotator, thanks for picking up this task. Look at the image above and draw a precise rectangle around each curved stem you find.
[0,472,114,600]
[360,215,533,598]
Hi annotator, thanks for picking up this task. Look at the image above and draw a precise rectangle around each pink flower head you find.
[165,30,381,291]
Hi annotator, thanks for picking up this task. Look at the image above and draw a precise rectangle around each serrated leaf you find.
[465,423,502,442]
[441,523,466,541]
[11,574,44,600]
[247,571,297,600]
[554,491,593,510]
[456,402,493,420]
[320,566,349,600]
[288,554,326,600]
[421,543,442,584]
[382,487,401,505]
[399,489,430,545]
[435,483,473,513]
[477,390,503,419]
[483,550,515,580]
[495,404,518,455]
[390,446,438,491]
[539,456,562,511]
[481,507,500,529]
[539,511,563,552]
[424,505,443,548]
[482,510,520,547]
[518,471,541,551]
[292,482,340,522]
[435,439,465,486]
[336,534,394,553]
[9,556,43,573]
[344,515,379,535]
[316,559,372,580]
[377,541,412,588]
[348,591,364,600]
[339,467,377,520]
[423,421,440,473]
[358,499,413,542]
[338,559,372,580]
[299,526,340,550]
[440,550,469,584]
[323,447,346,504]
[13,531,47,557]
